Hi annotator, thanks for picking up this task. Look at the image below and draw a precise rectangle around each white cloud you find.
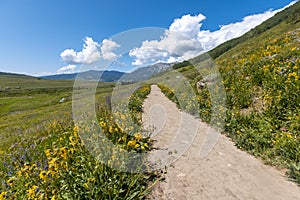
[129,14,206,65]
[59,1,296,66]
[60,37,120,64]
[57,64,76,74]
[199,10,278,50]
[60,37,101,64]
[101,39,120,60]
[129,2,294,65]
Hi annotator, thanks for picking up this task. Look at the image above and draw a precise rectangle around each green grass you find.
[0,74,115,152]
[0,76,73,151]
[0,73,158,199]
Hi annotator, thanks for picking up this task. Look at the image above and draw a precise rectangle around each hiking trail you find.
[142,85,300,200]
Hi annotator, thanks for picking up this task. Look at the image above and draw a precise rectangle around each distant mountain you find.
[41,63,174,82]
[120,62,174,82]
[41,70,125,82]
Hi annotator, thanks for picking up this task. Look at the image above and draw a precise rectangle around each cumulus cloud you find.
[57,64,76,74]
[129,14,206,65]
[60,37,120,65]
[101,39,120,60]
[129,2,294,65]
[60,37,101,64]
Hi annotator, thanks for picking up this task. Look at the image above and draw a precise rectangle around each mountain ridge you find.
[40,62,175,82]
[41,70,125,82]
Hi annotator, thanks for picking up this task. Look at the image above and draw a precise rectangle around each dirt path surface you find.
[142,85,300,200]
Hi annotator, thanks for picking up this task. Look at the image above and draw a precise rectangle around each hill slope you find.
[0,72,75,90]
[163,1,300,183]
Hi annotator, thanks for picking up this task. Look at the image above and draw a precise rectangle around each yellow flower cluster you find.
[0,192,8,200]
[26,185,38,199]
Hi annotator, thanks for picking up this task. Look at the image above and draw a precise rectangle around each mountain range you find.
[41,70,125,82]
[40,62,175,82]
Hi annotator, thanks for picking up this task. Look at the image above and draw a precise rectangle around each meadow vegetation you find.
[0,76,156,199]
[162,20,300,184]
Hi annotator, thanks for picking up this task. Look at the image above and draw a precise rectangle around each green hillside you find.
[168,1,300,184]
[216,19,300,182]
[0,72,74,89]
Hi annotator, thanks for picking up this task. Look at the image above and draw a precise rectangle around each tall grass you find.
[0,84,159,199]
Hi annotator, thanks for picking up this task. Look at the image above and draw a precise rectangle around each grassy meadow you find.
[0,75,114,152]
[0,75,158,199]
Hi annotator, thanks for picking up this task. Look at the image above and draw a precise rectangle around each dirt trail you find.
[142,85,300,200]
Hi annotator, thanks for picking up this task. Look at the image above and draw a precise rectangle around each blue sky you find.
[0,0,296,75]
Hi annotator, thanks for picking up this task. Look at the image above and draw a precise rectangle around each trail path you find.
[142,85,300,200]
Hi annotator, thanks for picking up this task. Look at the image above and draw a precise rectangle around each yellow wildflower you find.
[99,121,106,127]
[127,140,136,147]
[134,133,142,141]
[109,126,113,133]
[17,170,22,177]
[60,147,68,160]
[48,157,59,168]
[69,147,75,154]
[27,185,38,199]
[0,191,7,200]
[47,165,57,177]
[39,170,47,181]
[7,177,16,187]
[51,195,57,200]
[288,72,297,78]
[83,183,89,189]
[73,126,78,134]
[45,149,51,158]
[69,136,74,143]
[30,164,37,171]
